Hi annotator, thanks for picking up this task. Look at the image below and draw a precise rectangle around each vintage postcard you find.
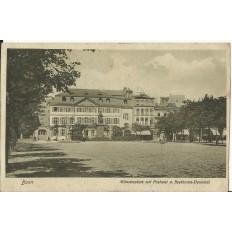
[0,43,230,191]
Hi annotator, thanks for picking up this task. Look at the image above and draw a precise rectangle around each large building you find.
[34,88,185,140]
[49,88,134,140]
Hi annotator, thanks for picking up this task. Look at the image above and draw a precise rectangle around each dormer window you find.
[123,99,127,104]
[62,96,66,102]
[106,98,110,103]
[99,98,103,103]
[70,97,74,102]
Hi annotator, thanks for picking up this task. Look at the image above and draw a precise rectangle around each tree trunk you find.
[5,124,10,173]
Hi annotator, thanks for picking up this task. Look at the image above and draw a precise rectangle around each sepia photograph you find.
[0,43,230,191]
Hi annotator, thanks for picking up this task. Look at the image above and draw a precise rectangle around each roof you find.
[56,89,110,98]
[134,93,154,99]
[103,90,125,97]
[154,105,177,110]
[56,88,132,98]
[50,96,133,109]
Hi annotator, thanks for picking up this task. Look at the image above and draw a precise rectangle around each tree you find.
[6,49,81,168]
[71,123,86,141]
[213,96,226,144]
[131,123,142,136]
[112,125,123,137]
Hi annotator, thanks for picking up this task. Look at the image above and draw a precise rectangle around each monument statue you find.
[98,111,103,124]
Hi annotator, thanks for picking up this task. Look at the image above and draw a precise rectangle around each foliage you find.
[90,137,111,141]
[112,125,123,136]
[111,135,140,141]
[124,130,132,136]
[71,123,86,140]
[155,95,226,143]
[6,49,81,150]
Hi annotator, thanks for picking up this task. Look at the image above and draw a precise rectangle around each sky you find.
[64,49,227,101]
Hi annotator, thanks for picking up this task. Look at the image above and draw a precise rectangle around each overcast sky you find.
[66,49,227,101]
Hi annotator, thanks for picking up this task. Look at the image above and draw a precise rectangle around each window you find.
[106,118,110,124]
[91,130,95,136]
[77,117,81,123]
[123,113,129,120]
[150,99,153,104]
[141,109,144,115]
[85,117,88,124]
[164,113,167,117]
[141,117,144,125]
[61,117,66,125]
[157,112,160,117]
[136,117,139,123]
[70,117,74,125]
[99,98,103,103]
[90,118,95,124]
[76,107,82,112]
[150,108,153,113]
[60,107,66,112]
[70,97,74,102]
[62,96,66,102]
[106,98,110,103]
[61,128,65,136]
[106,108,110,113]
[53,107,58,112]
[53,117,58,125]
[84,107,88,112]
[38,129,46,135]
[145,109,149,115]
[145,118,148,125]
[124,99,127,104]
[114,118,119,124]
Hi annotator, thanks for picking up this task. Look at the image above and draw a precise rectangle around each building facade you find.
[34,88,185,140]
[49,88,134,140]
[132,93,155,127]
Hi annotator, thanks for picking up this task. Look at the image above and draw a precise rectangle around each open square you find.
[7,141,226,178]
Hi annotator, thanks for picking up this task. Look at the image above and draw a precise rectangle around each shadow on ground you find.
[7,154,131,178]
[15,143,60,152]
[10,152,67,159]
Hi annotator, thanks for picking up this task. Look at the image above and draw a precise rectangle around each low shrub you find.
[111,135,140,141]
[90,136,111,141]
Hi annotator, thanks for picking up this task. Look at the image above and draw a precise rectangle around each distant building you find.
[160,94,185,107]
[168,94,185,107]
[133,92,155,126]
